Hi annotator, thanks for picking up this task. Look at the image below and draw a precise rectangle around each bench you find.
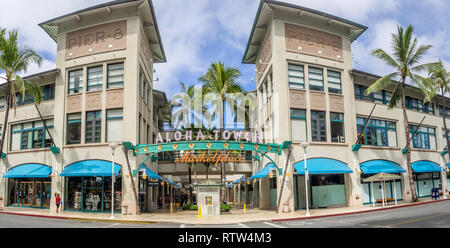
[376,198,393,203]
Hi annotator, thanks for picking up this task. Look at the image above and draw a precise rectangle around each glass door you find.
[20,181,34,206]
[42,181,51,208]
[32,180,42,207]
[82,177,103,212]
[8,179,19,206]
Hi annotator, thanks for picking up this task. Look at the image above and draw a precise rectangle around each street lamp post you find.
[301,142,310,216]
[109,143,119,219]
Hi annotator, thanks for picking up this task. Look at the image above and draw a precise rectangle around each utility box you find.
[194,180,223,216]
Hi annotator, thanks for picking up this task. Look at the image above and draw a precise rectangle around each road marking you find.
[379,213,449,228]
[238,223,250,228]
[262,222,286,228]
[180,224,186,228]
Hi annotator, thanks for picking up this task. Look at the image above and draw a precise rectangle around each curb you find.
[272,198,450,222]
[1,198,449,225]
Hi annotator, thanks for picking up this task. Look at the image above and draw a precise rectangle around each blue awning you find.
[231,177,244,185]
[411,160,442,173]
[60,160,121,177]
[360,160,406,174]
[294,158,352,174]
[138,165,162,180]
[250,163,276,179]
[3,163,51,178]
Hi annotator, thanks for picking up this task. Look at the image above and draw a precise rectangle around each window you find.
[42,84,55,101]
[409,125,436,150]
[106,109,123,142]
[438,105,450,117]
[143,82,148,104]
[308,67,324,92]
[290,109,307,141]
[68,69,83,94]
[147,87,151,106]
[357,117,397,147]
[86,111,102,143]
[327,70,341,94]
[107,63,124,88]
[10,119,54,151]
[15,92,34,106]
[442,130,450,150]
[264,77,268,102]
[288,64,305,90]
[330,112,344,143]
[0,96,4,109]
[139,71,144,98]
[138,114,142,144]
[354,85,393,105]
[67,113,81,144]
[311,110,326,141]
[87,66,103,91]
[406,96,434,114]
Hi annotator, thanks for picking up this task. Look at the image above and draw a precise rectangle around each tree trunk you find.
[441,87,450,161]
[220,98,225,202]
[402,80,418,202]
[0,82,11,156]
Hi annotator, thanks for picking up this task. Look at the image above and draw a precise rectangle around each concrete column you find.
[161,182,166,209]
[244,180,248,205]
[347,151,363,207]
[259,178,270,209]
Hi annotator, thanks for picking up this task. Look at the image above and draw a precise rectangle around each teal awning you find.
[360,160,406,174]
[294,158,352,174]
[3,163,51,178]
[250,163,276,179]
[411,160,442,173]
[60,160,121,177]
[138,165,162,180]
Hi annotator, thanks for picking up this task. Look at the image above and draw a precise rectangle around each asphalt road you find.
[1,200,449,228]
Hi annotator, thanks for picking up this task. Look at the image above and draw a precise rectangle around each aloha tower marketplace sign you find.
[154,130,260,144]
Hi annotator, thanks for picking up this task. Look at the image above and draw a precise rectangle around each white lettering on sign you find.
[155,130,260,144]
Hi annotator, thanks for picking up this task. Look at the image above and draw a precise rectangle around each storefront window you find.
[65,176,122,212]
[8,178,51,208]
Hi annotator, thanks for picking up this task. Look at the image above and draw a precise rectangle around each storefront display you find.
[65,176,122,212]
[7,178,51,208]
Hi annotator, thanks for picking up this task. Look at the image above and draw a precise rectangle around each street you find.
[0,200,449,228]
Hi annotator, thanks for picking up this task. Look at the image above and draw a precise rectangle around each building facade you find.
[243,0,450,212]
[0,0,449,216]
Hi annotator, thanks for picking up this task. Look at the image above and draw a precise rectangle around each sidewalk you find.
[1,197,449,225]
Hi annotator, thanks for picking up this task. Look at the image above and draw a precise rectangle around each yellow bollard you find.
[198,205,202,219]
[244,203,246,213]
[170,202,173,213]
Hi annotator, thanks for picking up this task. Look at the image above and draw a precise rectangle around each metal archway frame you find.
[123,140,291,176]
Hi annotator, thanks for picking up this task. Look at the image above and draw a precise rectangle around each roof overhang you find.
[38,0,166,63]
[242,0,368,64]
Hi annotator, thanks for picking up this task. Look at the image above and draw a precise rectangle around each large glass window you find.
[311,110,326,142]
[409,125,436,150]
[330,112,344,143]
[354,85,393,105]
[10,119,54,151]
[290,108,307,141]
[308,67,324,92]
[357,117,397,147]
[87,66,103,91]
[67,113,81,145]
[107,63,124,89]
[86,111,102,143]
[106,109,123,142]
[288,64,305,90]
[327,70,342,94]
[68,69,83,94]
[8,178,51,208]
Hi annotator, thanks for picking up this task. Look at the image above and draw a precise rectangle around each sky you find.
[1,0,449,101]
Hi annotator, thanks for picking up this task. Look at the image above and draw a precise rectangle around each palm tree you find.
[365,25,439,202]
[418,61,450,158]
[0,29,43,156]
[199,61,243,201]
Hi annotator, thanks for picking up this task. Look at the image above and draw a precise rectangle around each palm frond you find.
[365,72,398,95]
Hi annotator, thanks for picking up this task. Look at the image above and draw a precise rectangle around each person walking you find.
[55,193,61,213]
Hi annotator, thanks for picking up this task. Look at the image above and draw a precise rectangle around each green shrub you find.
[220,204,231,212]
